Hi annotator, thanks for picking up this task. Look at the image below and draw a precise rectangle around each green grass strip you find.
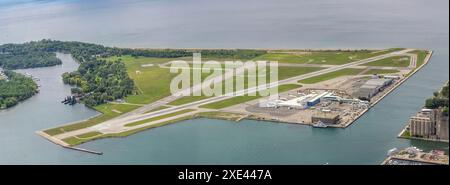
[199,84,301,109]
[299,68,364,84]
[124,109,195,127]
[62,115,194,146]
[44,103,140,136]
[362,56,411,67]
[362,69,399,75]
[76,131,103,138]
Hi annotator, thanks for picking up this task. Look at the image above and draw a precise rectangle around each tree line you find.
[0,71,38,109]
[425,82,449,115]
[0,43,61,69]
[1,39,268,107]
[62,59,134,106]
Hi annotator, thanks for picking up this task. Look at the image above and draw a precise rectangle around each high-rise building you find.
[409,109,437,138]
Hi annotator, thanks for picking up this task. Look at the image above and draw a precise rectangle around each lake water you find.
[0,0,448,164]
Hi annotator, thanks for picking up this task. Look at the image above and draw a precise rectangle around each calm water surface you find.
[0,0,448,164]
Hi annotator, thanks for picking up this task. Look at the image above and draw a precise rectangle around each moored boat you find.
[312,121,328,128]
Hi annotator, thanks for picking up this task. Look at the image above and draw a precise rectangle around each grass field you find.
[105,56,217,103]
[199,84,302,109]
[106,55,246,105]
[298,68,364,84]
[124,109,195,127]
[101,50,408,107]
[252,48,403,65]
[362,56,411,67]
[115,56,182,104]
[63,131,104,145]
[408,50,429,67]
[75,131,103,138]
[400,130,411,138]
[63,136,88,146]
[44,103,140,136]
[195,111,246,121]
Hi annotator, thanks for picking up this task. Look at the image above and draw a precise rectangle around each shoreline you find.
[339,50,434,128]
[0,70,41,110]
[397,127,449,143]
[36,131,103,155]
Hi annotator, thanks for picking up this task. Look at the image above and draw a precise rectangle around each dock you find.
[65,146,103,155]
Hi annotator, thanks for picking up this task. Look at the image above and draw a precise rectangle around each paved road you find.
[53,49,416,140]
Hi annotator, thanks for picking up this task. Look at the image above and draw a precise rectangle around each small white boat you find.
[312,121,328,128]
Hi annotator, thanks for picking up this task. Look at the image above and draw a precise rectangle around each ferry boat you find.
[312,121,328,128]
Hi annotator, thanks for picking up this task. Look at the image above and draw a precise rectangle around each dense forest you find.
[62,59,134,106]
[0,71,38,109]
[0,43,61,69]
[0,40,267,107]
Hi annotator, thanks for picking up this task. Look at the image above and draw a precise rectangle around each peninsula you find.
[1,40,433,149]
[0,40,425,149]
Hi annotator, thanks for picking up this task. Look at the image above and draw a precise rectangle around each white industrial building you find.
[259,91,339,109]
[383,75,401,79]
[277,94,316,109]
